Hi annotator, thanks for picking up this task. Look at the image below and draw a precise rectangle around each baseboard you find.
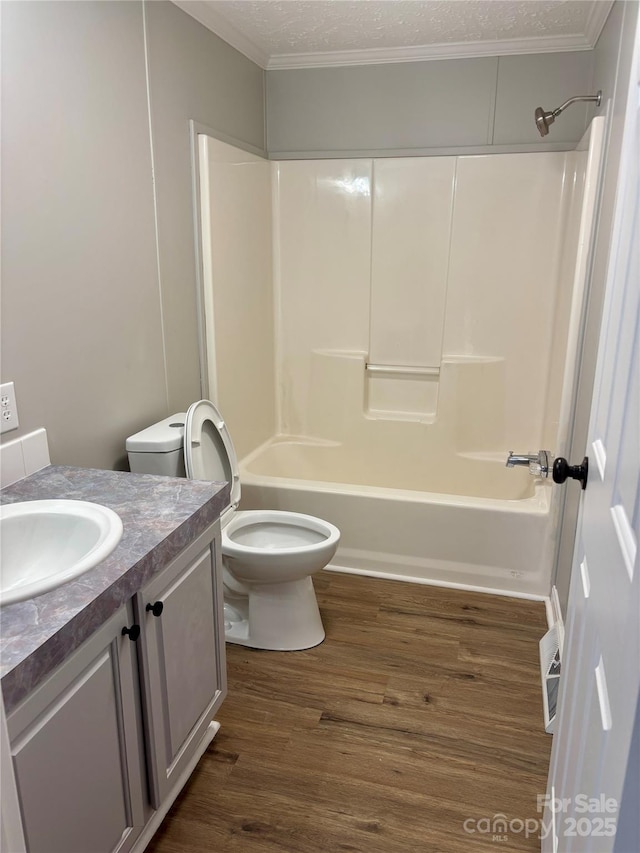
[325,562,549,603]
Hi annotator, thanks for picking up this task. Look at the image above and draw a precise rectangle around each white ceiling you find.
[172,0,613,69]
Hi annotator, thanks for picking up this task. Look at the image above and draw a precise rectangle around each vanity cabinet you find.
[134,523,226,807]
[6,604,146,853]
[5,521,226,853]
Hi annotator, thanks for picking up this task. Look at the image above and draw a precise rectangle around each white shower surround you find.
[199,124,604,597]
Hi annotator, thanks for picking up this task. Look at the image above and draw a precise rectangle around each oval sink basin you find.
[0,500,123,606]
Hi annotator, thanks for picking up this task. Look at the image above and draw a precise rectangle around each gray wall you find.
[1,1,162,470]
[266,51,596,158]
[1,1,265,470]
[144,1,266,415]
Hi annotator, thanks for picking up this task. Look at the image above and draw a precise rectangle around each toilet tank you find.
[126,414,187,477]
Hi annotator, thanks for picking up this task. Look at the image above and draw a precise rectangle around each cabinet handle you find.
[122,624,141,641]
[146,601,164,617]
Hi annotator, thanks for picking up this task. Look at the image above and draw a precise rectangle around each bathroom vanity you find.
[0,466,230,853]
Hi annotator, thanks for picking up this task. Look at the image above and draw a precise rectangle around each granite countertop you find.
[0,465,230,713]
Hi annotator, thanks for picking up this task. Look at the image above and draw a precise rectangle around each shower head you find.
[535,107,556,137]
[535,90,602,137]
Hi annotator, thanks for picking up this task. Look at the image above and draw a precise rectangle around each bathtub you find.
[239,437,554,598]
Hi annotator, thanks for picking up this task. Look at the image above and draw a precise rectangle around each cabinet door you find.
[136,523,226,806]
[7,606,145,853]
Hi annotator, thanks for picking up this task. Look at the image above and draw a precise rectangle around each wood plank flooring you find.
[146,572,551,853]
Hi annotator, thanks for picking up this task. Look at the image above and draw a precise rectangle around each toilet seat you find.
[184,400,339,544]
[184,399,241,513]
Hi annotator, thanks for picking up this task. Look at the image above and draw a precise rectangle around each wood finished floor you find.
[147,572,551,853]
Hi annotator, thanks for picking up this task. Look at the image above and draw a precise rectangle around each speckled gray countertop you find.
[0,465,229,713]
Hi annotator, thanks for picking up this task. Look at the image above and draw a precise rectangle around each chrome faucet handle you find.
[506,450,552,477]
[529,450,551,478]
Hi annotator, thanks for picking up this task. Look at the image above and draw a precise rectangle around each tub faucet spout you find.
[506,452,537,467]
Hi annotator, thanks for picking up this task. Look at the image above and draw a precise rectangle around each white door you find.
[543,20,640,853]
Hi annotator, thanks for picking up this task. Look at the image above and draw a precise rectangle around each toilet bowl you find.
[126,401,340,651]
[221,509,339,650]
[223,510,338,582]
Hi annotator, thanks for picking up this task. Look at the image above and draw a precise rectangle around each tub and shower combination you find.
[240,433,551,597]
[197,117,605,601]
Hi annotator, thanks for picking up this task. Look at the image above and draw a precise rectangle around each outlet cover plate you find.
[1,382,20,434]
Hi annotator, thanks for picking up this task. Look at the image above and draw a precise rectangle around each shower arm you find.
[551,92,602,118]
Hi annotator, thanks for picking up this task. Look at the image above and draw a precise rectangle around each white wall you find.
[273,160,373,434]
[542,150,587,451]
[273,153,576,454]
[200,138,275,459]
[369,159,455,370]
[444,153,569,447]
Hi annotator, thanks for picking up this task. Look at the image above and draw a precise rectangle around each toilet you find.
[126,400,340,651]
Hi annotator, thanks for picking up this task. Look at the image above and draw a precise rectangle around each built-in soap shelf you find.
[308,348,510,436]
[365,360,440,422]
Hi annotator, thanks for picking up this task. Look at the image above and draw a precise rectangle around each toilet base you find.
[223,576,325,651]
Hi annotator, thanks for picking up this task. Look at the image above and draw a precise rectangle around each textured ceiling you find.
[173,0,613,68]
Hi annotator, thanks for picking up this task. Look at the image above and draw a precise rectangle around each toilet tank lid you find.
[126,414,187,453]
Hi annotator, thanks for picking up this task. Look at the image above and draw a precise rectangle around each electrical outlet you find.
[0,382,19,434]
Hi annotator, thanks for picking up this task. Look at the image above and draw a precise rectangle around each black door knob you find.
[552,456,589,490]
[146,601,164,618]
[121,624,141,641]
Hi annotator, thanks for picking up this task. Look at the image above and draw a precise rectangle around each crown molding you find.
[266,34,594,71]
[172,0,269,68]
[172,0,613,72]
[584,0,615,47]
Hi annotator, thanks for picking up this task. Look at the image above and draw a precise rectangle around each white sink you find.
[0,500,123,606]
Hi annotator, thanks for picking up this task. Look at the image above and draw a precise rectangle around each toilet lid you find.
[184,400,241,509]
